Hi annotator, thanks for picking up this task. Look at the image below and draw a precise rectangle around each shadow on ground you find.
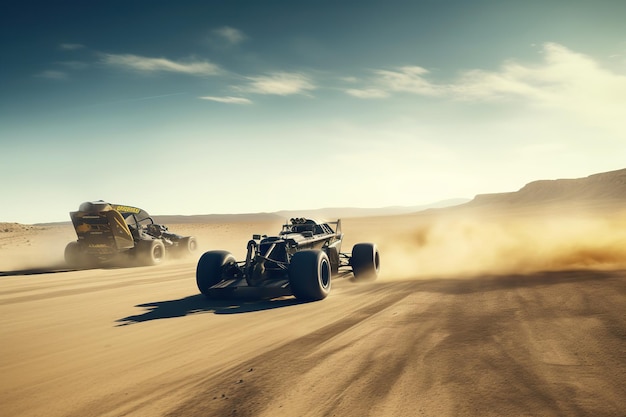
[0,264,75,276]
[116,292,305,325]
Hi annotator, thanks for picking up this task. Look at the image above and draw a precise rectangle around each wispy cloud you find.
[241,72,316,96]
[376,66,442,96]
[452,43,625,99]
[345,88,389,98]
[199,96,252,104]
[349,44,626,103]
[100,53,220,76]
[450,43,626,132]
[346,43,626,134]
[35,70,67,80]
[345,66,441,98]
[213,26,246,45]
[59,43,85,50]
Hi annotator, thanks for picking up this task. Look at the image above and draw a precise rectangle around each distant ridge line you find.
[463,168,626,208]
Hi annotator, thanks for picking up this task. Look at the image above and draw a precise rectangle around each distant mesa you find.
[463,168,626,209]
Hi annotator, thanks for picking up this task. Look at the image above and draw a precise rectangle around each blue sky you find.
[1,0,625,224]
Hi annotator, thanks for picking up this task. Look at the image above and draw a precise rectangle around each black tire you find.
[138,239,165,266]
[351,243,380,282]
[196,250,236,297]
[64,241,86,268]
[288,250,331,301]
[178,236,198,256]
[65,241,100,269]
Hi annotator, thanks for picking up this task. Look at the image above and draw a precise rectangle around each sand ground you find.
[1,211,625,416]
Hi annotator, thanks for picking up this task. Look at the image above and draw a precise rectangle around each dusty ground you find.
[1,211,626,416]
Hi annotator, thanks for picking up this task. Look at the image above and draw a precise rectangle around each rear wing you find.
[70,210,135,253]
[327,219,342,236]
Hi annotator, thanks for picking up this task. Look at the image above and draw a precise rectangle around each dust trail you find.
[0,224,74,272]
[371,209,626,280]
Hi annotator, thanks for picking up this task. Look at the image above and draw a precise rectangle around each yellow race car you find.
[65,200,196,268]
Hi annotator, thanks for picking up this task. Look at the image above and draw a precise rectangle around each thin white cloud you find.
[60,43,85,50]
[348,44,626,101]
[345,88,389,98]
[35,70,67,80]
[374,66,442,96]
[199,96,252,104]
[213,26,246,45]
[345,66,441,98]
[451,43,626,132]
[101,53,220,76]
[241,72,316,96]
[345,43,626,134]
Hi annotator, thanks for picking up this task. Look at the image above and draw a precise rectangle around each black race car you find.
[196,217,380,301]
[64,201,197,268]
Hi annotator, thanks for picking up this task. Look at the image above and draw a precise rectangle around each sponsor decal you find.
[112,205,141,214]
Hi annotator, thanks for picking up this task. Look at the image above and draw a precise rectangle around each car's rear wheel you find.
[138,239,165,266]
[196,250,236,297]
[351,243,380,282]
[64,241,93,269]
[288,250,331,301]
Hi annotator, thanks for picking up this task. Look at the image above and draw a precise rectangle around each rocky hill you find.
[463,168,626,209]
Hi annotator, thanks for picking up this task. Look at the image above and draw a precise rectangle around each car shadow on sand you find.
[0,262,161,277]
[115,292,305,326]
[0,264,76,276]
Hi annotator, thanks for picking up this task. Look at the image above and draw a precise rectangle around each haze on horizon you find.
[1,1,625,224]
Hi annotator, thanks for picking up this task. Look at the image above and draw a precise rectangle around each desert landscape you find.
[1,169,626,417]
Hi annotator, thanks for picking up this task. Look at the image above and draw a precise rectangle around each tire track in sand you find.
[165,283,419,417]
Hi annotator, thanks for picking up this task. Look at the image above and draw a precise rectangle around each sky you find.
[1,0,625,224]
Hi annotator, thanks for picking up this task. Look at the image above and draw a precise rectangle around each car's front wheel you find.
[288,250,331,301]
[137,239,165,266]
[196,250,236,297]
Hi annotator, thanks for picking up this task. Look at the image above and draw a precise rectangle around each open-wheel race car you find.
[196,217,380,301]
[64,201,197,268]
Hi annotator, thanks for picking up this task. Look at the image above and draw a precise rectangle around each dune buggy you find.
[64,200,197,268]
[196,217,380,301]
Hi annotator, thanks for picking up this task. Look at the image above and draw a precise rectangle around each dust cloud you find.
[0,224,73,272]
[366,209,626,280]
[3,211,626,279]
